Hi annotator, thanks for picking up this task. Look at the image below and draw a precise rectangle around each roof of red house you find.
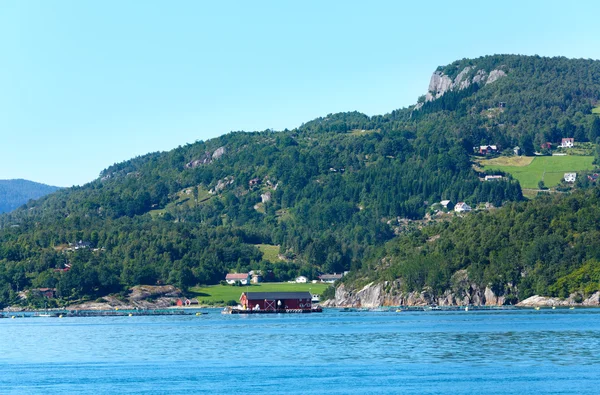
[562,138,574,142]
[225,273,249,280]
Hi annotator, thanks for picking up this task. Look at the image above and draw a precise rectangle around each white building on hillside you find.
[454,202,472,213]
[564,173,577,183]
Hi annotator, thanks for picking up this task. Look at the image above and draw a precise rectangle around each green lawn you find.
[255,244,281,263]
[190,282,330,305]
[593,105,600,115]
[480,155,595,188]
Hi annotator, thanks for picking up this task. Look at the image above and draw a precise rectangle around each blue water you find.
[1,309,599,394]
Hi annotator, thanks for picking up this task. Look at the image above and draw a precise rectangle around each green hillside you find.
[2,54,600,308]
[481,156,595,188]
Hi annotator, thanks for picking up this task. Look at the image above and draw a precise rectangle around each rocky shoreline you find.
[321,281,600,308]
[3,285,196,312]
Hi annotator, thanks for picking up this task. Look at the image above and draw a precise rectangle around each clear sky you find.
[1,0,599,187]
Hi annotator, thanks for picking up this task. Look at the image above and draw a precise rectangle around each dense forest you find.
[0,179,60,214]
[346,185,600,302]
[1,54,600,308]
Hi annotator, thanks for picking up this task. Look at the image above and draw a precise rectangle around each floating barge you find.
[223,307,323,314]
[223,291,322,314]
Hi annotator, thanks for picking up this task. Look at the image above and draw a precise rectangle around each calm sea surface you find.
[1,308,599,394]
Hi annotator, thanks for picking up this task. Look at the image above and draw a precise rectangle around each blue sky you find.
[1,0,599,187]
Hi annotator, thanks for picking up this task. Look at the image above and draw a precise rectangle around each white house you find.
[484,175,503,181]
[319,273,344,283]
[454,202,472,213]
[564,173,577,183]
[225,273,250,285]
[440,200,451,208]
[560,138,574,148]
[295,276,308,283]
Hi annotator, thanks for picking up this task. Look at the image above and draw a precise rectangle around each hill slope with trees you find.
[0,179,60,214]
[1,54,600,308]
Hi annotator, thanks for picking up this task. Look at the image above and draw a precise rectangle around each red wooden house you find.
[240,292,312,311]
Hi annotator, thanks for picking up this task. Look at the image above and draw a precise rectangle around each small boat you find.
[396,309,402,313]
[534,307,540,310]
[465,306,469,312]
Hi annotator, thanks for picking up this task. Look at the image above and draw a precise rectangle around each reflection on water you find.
[1,309,599,394]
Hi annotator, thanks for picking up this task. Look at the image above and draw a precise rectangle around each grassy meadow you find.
[479,155,595,189]
[190,282,330,305]
[255,244,281,263]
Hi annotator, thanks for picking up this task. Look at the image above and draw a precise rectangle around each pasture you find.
[479,155,595,189]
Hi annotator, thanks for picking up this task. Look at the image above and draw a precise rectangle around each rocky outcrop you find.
[487,69,507,84]
[186,146,226,168]
[419,65,507,108]
[517,292,600,307]
[212,146,226,160]
[66,285,184,310]
[209,177,234,194]
[323,278,510,308]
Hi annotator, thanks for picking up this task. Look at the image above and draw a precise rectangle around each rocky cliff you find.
[323,281,600,308]
[322,277,509,308]
[415,64,507,109]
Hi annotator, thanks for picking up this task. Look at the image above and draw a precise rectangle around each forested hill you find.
[0,179,60,214]
[1,54,600,308]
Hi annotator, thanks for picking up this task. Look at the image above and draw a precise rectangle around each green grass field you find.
[480,156,595,188]
[255,244,281,263]
[190,282,330,305]
[593,105,600,115]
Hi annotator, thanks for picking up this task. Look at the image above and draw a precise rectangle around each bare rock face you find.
[583,292,600,306]
[261,192,271,203]
[212,146,226,160]
[65,285,184,310]
[421,66,507,105]
[325,273,515,308]
[186,152,213,168]
[209,177,234,194]
[426,72,453,101]
[487,69,507,84]
[129,285,181,301]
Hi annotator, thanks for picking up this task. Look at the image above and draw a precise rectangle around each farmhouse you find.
[225,273,250,285]
[295,276,308,283]
[478,145,498,155]
[587,173,599,182]
[240,292,312,311]
[454,202,472,213]
[513,146,521,156]
[541,142,553,150]
[319,273,344,283]
[564,173,577,183]
[560,138,574,148]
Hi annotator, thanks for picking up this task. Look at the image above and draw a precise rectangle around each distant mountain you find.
[0,179,60,213]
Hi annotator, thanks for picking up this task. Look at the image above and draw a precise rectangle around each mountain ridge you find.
[0,179,60,214]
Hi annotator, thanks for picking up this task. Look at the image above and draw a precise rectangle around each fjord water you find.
[1,309,599,394]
